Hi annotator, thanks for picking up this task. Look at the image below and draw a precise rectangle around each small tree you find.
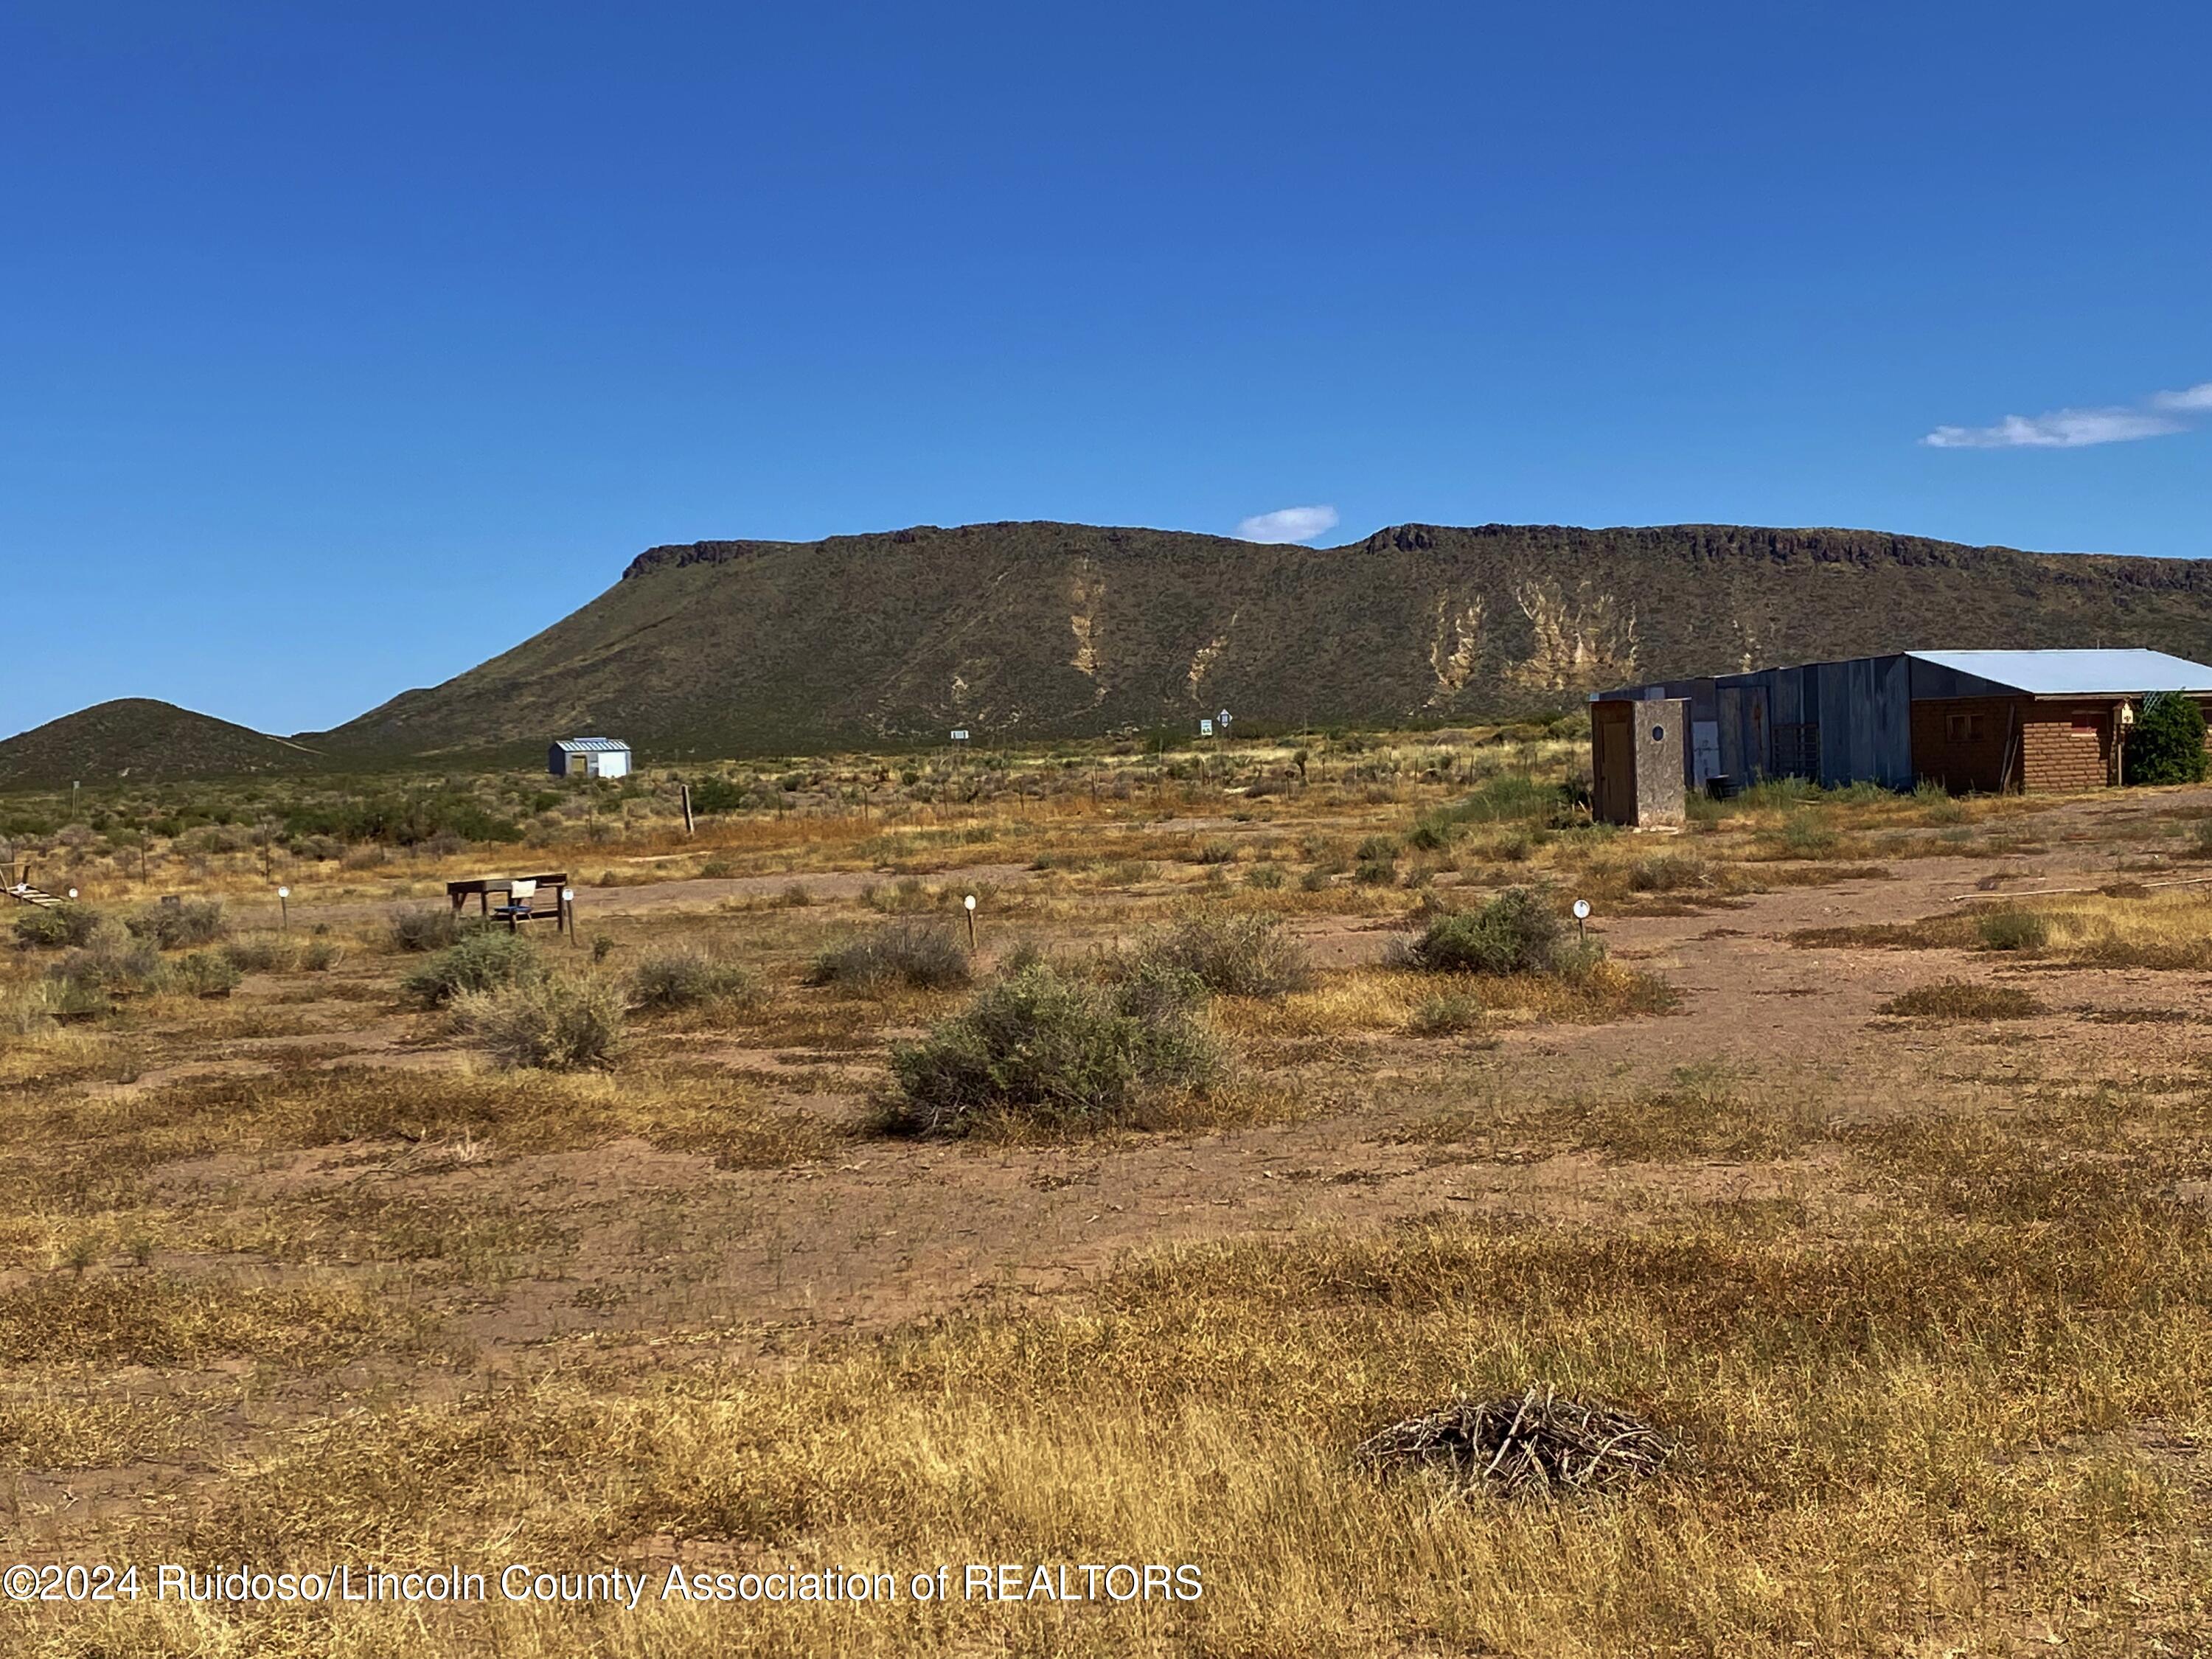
[2124,692,2210,787]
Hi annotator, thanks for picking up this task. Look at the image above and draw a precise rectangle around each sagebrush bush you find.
[629,945,762,1010]
[1976,909,2051,953]
[808,922,970,992]
[388,908,470,953]
[171,950,243,998]
[12,902,102,950]
[403,931,542,1006]
[885,961,1221,1135]
[455,975,626,1069]
[1131,911,1314,998]
[1396,887,1592,978]
[126,899,227,949]
[48,922,164,998]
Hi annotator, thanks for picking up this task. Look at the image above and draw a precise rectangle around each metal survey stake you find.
[277,886,291,930]
[964,892,977,952]
[1572,897,1590,943]
[562,886,577,942]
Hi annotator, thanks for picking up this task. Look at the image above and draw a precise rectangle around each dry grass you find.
[1879,980,2047,1020]
[7,749,2212,1655]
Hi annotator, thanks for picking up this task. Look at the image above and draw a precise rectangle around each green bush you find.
[1396,887,1593,978]
[1130,911,1314,998]
[2124,692,2211,786]
[403,931,541,1007]
[1975,909,2051,953]
[12,902,102,950]
[126,899,227,949]
[808,922,970,992]
[884,961,1221,1136]
[171,951,243,998]
[1243,864,1287,891]
[456,975,626,1070]
[630,945,762,1010]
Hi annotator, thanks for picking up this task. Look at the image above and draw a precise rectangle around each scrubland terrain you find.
[5,730,2212,1655]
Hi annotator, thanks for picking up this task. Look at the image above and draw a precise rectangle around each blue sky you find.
[4,1,2208,737]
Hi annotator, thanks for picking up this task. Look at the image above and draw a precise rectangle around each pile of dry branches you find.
[1356,1385,1677,1496]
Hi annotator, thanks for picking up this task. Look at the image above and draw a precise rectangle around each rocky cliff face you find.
[308,520,2212,758]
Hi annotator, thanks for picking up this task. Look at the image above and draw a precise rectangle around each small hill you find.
[0,699,321,788]
[308,521,2212,759]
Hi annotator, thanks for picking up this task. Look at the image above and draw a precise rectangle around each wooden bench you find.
[446,874,571,933]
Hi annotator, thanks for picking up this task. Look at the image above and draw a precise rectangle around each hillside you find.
[0,699,321,788]
[307,521,2212,759]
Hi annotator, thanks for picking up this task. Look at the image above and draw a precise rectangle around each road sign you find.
[1199,719,1214,737]
[950,728,970,742]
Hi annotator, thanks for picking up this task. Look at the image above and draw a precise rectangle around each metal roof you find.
[1904,649,2212,696]
[552,737,630,753]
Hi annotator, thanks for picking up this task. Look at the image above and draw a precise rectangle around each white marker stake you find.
[964,892,978,953]
[277,886,291,931]
[562,887,577,942]
[66,888,78,901]
[1572,897,1590,943]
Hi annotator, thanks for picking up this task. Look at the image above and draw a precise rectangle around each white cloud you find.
[1925,379,2211,449]
[1234,504,1339,543]
[2151,381,2212,412]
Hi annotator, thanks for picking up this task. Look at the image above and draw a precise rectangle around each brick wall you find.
[2020,701,2115,793]
[1910,698,2021,793]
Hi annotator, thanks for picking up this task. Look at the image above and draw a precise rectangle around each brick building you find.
[1593,649,2212,805]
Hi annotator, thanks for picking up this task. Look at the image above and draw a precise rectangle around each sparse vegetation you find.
[629,944,762,1010]
[808,921,970,992]
[1131,910,1315,998]
[402,930,541,1006]
[885,961,1222,1135]
[1879,981,2045,1020]
[454,974,626,1069]
[1396,886,1590,978]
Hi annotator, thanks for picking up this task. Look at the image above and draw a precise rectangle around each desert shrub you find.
[301,938,344,972]
[1298,866,1336,892]
[1408,993,1484,1037]
[2124,691,2211,787]
[223,936,300,973]
[1405,816,1458,852]
[1194,841,1237,866]
[1879,981,2043,1020]
[1244,863,1286,891]
[127,899,227,949]
[1131,911,1315,998]
[1396,887,1589,978]
[1627,853,1710,893]
[171,951,243,998]
[808,922,970,992]
[456,975,626,1069]
[779,883,813,908]
[1355,835,1402,866]
[403,931,542,1007]
[48,922,164,997]
[12,902,102,950]
[388,908,470,953]
[1976,909,2051,953]
[884,961,1221,1135]
[630,945,762,1011]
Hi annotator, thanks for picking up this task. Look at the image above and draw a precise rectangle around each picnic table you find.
[445,873,571,933]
